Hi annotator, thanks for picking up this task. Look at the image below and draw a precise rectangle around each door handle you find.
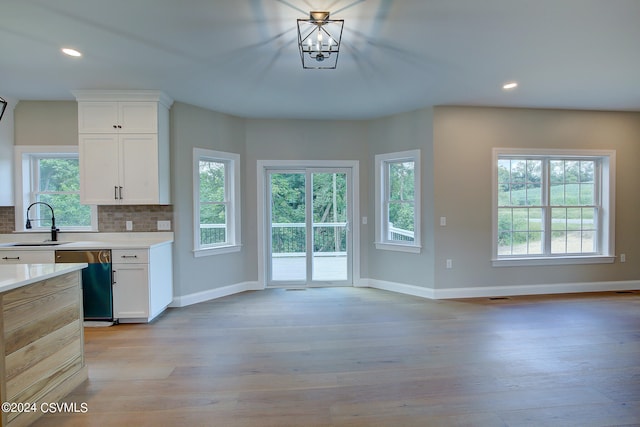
[119,186,123,200]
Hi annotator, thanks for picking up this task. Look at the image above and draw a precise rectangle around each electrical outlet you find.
[362,216,367,225]
[446,259,453,269]
[157,220,171,231]
[125,220,133,231]
[620,253,626,263]
[440,217,447,226]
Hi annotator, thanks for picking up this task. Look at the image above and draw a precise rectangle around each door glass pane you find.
[312,172,347,281]
[270,173,306,281]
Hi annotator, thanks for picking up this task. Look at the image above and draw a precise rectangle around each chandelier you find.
[297,11,344,69]
[0,96,7,122]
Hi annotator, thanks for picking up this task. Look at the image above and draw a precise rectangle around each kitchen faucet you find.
[25,202,59,241]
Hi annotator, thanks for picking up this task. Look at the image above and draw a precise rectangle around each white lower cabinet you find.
[113,261,149,320]
[112,245,172,323]
[0,250,54,264]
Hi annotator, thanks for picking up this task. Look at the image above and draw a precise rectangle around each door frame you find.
[257,160,360,288]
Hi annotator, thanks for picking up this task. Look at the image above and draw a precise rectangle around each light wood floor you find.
[34,288,640,426]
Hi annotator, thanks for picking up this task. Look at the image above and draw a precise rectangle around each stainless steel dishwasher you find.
[55,249,113,321]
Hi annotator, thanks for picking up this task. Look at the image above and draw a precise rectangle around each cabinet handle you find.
[114,186,118,200]
[119,186,123,199]
[121,255,138,259]
[2,256,20,260]
[113,125,117,129]
[117,125,122,129]
[112,270,116,284]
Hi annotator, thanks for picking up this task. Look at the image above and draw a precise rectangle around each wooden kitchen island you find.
[0,263,88,427]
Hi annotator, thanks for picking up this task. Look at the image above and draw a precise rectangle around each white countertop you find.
[0,263,87,294]
[0,232,173,251]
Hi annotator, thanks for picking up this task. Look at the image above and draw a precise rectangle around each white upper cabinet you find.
[74,90,173,205]
[78,101,158,134]
[79,134,160,205]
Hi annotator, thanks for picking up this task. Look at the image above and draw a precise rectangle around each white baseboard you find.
[170,278,640,307]
[432,280,640,299]
[170,281,262,307]
[365,279,436,299]
[361,278,640,300]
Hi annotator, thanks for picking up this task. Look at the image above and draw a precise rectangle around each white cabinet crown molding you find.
[72,90,174,109]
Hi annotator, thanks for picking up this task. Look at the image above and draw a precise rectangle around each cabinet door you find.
[78,102,119,133]
[119,134,159,204]
[0,250,54,264]
[119,102,157,133]
[112,263,149,319]
[79,135,120,204]
[79,101,157,133]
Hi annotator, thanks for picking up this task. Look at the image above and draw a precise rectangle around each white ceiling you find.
[1,0,639,120]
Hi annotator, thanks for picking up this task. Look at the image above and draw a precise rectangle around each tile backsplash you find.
[0,207,15,233]
[0,205,173,233]
[98,205,174,232]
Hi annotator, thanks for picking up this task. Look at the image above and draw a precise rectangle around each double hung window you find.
[15,146,96,231]
[493,148,615,266]
[375,150,421,253]
[193,148,241,256]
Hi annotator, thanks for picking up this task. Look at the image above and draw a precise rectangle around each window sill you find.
[193,244,242,258]
[375,242,421,254]
[492,255,615,267]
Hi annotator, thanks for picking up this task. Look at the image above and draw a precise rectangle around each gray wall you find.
[10,100,640,299]
[14,101,78,146]
[366,108,435,288]
[244,119,370,282]
[170,102,247,297]
[433,106,640,289]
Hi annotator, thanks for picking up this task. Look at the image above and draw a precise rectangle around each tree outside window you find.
[199,159,227,245]
[493,148,615,266]
[33,157,92,228]
[193,148,241,256]
[375,149,421,253]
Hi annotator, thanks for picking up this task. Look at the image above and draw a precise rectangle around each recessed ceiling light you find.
[62,48,82,57]
[503,82,518,90]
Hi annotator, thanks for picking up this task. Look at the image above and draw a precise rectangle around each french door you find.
[266,168,352,286]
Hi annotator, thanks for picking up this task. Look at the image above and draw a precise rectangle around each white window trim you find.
[375,149,421,253]
[491,147,616,267]
[14,145,98,232]
[193,148,241,257]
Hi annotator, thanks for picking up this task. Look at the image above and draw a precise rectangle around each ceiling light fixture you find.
[503,82,518,90]
[0,96,7,122]
[62,47,82,57]
[297,11,344,69]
